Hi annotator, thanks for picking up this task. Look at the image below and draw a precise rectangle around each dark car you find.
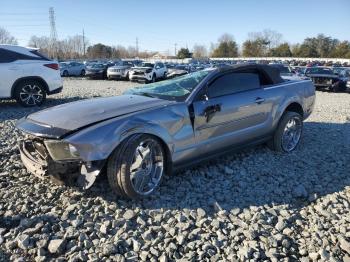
[85,63,109,79]
[304,67,347,92]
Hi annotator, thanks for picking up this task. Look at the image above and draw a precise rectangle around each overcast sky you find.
[1,0,350,54]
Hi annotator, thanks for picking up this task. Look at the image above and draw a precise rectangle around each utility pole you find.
[136,37,139,57]
[82,29,86,57]
[49,7,58,59]
[174,43,177,57]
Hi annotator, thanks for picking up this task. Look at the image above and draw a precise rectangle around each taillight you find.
[44,63,59,70]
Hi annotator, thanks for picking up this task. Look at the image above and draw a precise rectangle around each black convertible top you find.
[218,63,284,85]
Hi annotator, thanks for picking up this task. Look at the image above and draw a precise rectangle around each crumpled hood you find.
[18,95,171,137]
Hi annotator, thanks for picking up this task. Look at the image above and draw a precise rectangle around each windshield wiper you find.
[135,92,157,98]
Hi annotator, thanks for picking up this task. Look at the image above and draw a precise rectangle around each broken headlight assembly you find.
[44,140,80,161]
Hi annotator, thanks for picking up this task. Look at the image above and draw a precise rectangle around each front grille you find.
[133,71,144,76]
[312,77,332,85]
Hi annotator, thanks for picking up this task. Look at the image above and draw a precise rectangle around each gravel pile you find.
[0,78,349,261]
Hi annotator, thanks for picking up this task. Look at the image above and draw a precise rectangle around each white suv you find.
[129,62,167,83]
[0,45,63,107]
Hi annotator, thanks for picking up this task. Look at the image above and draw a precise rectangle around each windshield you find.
[91,64,104,69]
[125,70,212,101]
[139,63,154,68]
[305,67,333,75]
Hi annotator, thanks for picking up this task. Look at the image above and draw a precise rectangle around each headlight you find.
[44,140,80,161]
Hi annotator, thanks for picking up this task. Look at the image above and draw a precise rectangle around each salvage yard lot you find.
[0,78,349,261]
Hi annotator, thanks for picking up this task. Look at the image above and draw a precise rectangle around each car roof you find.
[215,63,284,85]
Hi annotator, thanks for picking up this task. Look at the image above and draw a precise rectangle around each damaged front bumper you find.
[19,138,105,189]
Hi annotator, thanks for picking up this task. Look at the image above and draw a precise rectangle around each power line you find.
[82,29,86,57]
[136,37,139,56]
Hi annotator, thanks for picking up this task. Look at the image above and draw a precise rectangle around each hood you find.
[131,67,152,71]
[307,74,339,78]
[17,95,171,138]
[109,65,130,70]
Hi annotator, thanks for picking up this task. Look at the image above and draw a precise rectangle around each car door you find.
[70,62,78,75]
[0,48,21,98]
[192,72,272,156]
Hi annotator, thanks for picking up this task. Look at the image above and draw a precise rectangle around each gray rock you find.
[197,208,206,218]
[102,244,116,256]
[123,210,136,220]
[339,238,350,253]
[224,166,234,175]
[48,239,66,254]
[17,234,31,250]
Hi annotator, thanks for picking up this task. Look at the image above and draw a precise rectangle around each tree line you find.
[0,27,349,59]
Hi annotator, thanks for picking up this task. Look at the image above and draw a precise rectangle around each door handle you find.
[204,104,221,122]
[255,97,265,104]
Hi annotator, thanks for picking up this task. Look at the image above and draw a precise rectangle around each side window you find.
[0,49,17,63]
[208,73,260,98]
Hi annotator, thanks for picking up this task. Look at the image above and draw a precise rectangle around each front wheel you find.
[80,69,86,76]
[14,80,46,107]
[107,134,166,199]
[268,111,303,152]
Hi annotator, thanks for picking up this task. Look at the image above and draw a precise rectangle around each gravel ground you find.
[0,78,349,262]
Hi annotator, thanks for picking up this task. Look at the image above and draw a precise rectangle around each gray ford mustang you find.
[16,64,315,199]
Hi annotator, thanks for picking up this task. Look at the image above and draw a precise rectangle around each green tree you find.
[86,43,113,59]
[293,34,339,58]
[242,40,266,57]
[330,41,350,58]
[269,43,292,57]
[177,48,191,59]
[211,33,238,57]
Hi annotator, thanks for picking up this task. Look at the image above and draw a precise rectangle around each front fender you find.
[64,104,188,162]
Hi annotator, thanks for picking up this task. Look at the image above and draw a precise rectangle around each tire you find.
[107,134,166,199]
[332,82,346,92]
[163,72,167,79]
[268,111,303,152]
[80,69,86,76]
[63,70,69,77]
[151,74,156,83]
[14,80,47,107]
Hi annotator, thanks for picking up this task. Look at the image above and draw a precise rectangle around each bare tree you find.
[218,33,235,44]
[0,27,18,45]
[192,44,208,58]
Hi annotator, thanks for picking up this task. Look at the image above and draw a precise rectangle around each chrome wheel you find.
[130,138,164,195]
[281,116,302,152]
[19,84,44,106]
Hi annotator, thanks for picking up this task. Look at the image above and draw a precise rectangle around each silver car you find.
[107,61,135,80]
[16,64,315,199]
[60,61,86,77]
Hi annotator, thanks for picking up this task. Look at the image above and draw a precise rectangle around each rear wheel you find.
[268,111,303,152]
[14,80,46,107]
[107,134,166,199]
[63,70,69,77]
[80,69,86,76]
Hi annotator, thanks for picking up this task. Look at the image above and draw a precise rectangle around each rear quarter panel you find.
[266,80,315,129]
